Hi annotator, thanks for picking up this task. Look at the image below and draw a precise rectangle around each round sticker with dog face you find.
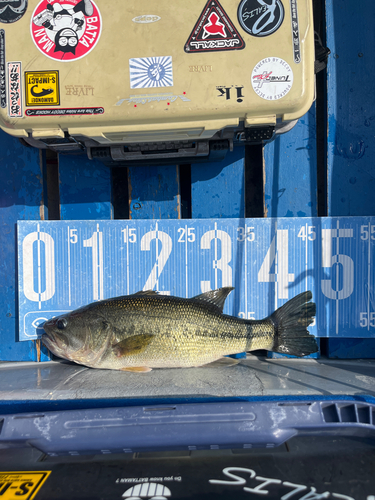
[31,0,102,62]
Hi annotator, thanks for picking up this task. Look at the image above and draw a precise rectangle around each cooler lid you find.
[0,0,315,143]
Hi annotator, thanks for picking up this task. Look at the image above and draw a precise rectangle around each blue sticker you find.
[129,56,173,89]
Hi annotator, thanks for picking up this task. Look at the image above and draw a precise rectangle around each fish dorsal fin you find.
[133,290,159,296]
[112,334,154,357]
[192,287,234,314]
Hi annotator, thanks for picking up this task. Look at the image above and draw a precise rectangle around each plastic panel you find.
[128,165,181,219]
[0,130,50,361]
[264,108,317,219]
[58,154,112,220]
[326,0,375,358]
[264,107,319,358]
[1,399,374,456]
[191,146,245,219]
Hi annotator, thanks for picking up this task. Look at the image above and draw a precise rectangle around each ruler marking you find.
[98,227,104,300]
[19,217,372,340]
[37,223,41,310]
[215,222,218,291]
[335,220,339,334]
[274,221,278,311]
[126,227,130,296]
[185,224,188,298]
[368,218,371,331]
[245,224,247,318]
[305,223,308,292]
[67,226,71,306]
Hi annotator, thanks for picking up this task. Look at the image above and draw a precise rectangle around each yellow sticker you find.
[0,471,51,500]
[25,71,60,107]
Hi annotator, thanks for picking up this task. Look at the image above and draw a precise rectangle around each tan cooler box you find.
[0,0,315,163]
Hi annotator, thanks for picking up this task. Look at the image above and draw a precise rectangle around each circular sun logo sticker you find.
[31,0,102,62]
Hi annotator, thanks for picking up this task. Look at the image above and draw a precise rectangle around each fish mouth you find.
[41,332,54,350]
[41,319,68,353]
[41,331,69,360]
[41,331,60,356]
[41,320,55,342]
[42,320,57,342]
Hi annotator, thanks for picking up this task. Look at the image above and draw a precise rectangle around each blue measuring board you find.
[17,217,375,341]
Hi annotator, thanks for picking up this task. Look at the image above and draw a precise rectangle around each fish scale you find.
[99,296,257,368]
[42,289,318,371]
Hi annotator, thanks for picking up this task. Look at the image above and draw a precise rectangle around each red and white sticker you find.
[31,0,102,62]
[185,0,245,53]
[251,57,293,100]
[8,61,22,117]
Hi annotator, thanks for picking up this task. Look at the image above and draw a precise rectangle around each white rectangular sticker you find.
[129,56,173,89]
[290,0,301,63]
[0,30,6,109]
[8,61,22,117]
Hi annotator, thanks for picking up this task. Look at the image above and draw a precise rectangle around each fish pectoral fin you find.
[192,287,234,314]
[200,357,240,368]
[112,334,154,357]
[120,366,152,372]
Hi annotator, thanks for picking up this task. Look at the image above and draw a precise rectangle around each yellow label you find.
[0,471,51,500]
[25,71,60,107]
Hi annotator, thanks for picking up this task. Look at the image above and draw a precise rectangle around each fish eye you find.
[68,37,77,47]
[59,37,68,46]
[57,318,68,330]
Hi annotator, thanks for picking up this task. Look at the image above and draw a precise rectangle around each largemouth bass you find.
[42,288,317,372]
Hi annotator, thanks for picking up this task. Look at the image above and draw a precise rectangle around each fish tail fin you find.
[269,291,318,357]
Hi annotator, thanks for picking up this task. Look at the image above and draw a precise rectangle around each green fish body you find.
[42,288,317,372]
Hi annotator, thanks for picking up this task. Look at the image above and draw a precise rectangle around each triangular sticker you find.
[185,0,245,53]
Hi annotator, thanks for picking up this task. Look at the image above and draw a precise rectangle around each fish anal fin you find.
[200,357,240,368]
[192,287,234,314]
[112,333,154,357]
[121,366,152,372]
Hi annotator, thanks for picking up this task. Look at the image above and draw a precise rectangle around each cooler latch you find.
[236,125,275,144]
[243,126,275,142]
